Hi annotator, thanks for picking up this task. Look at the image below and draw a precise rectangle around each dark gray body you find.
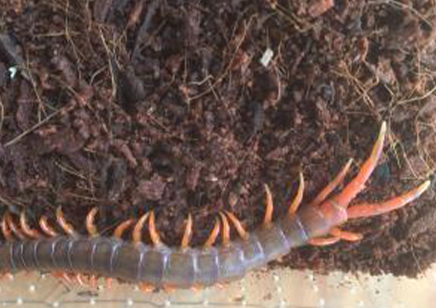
[0,206,339,289]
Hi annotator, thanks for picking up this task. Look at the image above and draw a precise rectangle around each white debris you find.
[260,48,274,67]
[8,67,17,79]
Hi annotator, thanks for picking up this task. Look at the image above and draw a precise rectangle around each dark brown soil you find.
[0,0,435,278]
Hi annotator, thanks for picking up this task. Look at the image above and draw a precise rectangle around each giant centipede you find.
[0,122,430,291]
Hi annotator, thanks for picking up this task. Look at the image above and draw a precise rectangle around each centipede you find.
[0,122,430,291]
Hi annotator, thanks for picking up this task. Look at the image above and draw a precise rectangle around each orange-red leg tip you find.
[288,172,305,215]
[263,184,274,225]
[181,214,193,249]
[309,237,341,246]
[148,211,161,246]
[56,207,77,236]
[204,218,220,248]
[133,213,150,244]
[225,211,249,240]
[219,212,230,246]
[330,227,363,242]
[86,207,99,237]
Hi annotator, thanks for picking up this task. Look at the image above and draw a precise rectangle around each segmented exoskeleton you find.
[0,122,430,290]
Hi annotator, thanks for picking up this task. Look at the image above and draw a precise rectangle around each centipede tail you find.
[0,122,430,290]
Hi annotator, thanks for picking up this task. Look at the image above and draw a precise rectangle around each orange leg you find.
[52,272,74,284]
[148,211,161,246]
[113,218,135,239]
[263,184,274,225]
[308,237,341,246]
[327,122,387,209]
[309,159,353,207]
[309,228,362,246]
[203,219,220,248]
[288,172,305,214]
[105,277,112,289]
[89,275,98,289]
[162,284,176,293]
[76,273,88,287]
[347,181,430,219]
[1,214,13,240]
[56,207,77,236]
[181,214,193,249]
[86,207,99,237]
[133,212,150,245]
[329,227,362,241]
[225,211,249,240]
[38,215,72,284]
[20,212,40,239]
[84,208,100,288]
[0,273,14,281]
[139,282,154,293]
[39,216,58,237]
[5,213,25,240]
[219,212,231,246]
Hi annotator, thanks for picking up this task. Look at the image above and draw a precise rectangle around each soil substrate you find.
[1,0,436,278]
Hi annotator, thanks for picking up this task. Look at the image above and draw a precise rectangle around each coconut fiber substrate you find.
[0,0,436,279]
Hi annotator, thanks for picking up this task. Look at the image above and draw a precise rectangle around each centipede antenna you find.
[133,212,150,244]
[86,207,99,237]
[56,207,77,237]
[309,159,353,207]
[113,218,135,239]
[148,211,161,246]
[39,216,58,237]
[1,214,12,240]
[5,213,25,240]
[203,218,220,247]
[263,184,274,225]
[288,172,305,215]
[181,214,193,249]
[225,211,249,240]
[219,212,231,246]
[20,212,40,239]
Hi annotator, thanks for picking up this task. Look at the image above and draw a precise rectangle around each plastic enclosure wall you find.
[1,266,436,308]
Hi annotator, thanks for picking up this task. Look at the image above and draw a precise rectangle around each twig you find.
[190,15,254,101]
[397,84,436,106]
[368,0,433,28]
[0,195,15,208]
[4,108,61,147]
[332,62,379,114]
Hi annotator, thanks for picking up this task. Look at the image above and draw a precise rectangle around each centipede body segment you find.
[0,122,430,290]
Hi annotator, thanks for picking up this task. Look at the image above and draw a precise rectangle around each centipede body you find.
[0,206,335,289]
[0,122,430,290]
